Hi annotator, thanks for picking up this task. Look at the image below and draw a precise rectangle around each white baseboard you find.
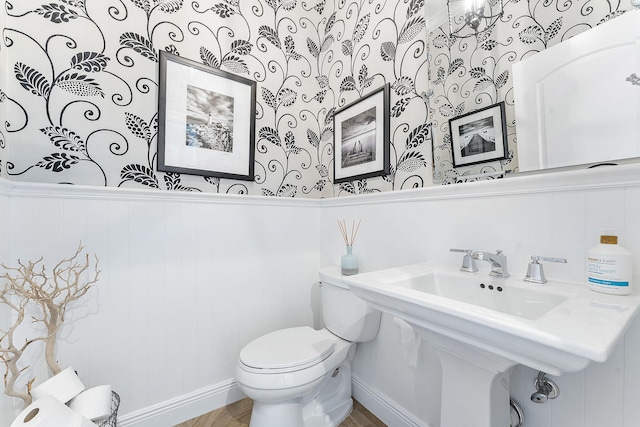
[118,379,245,427]
[351,375,432,427]
[117,375,428,427]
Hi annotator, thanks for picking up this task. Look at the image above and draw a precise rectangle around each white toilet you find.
[235,266,381,427]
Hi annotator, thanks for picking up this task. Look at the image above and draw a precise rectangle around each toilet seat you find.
[239,326,336,373]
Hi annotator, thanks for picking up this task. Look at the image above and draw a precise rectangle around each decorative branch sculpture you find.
[0,244,100,408]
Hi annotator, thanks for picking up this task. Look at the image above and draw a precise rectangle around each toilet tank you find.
[319,267,381,342]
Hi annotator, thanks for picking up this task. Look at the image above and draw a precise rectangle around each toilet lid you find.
[239,326,335,371]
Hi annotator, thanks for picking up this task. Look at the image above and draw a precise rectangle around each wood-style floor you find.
[174,398,387,427]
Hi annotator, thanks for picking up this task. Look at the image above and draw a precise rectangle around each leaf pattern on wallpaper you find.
[164,172,198,191]
[480,40,498,51]
[341,39,353,56]
[393,77,415,96]
[313,0,325,13]
[397,151,428,172]
[340,76,356,92]
[399,16,425,44]
[35,4,79,23]
[230,40,253,55]
[352,14,370,44]
[391,97,411,117]
[125,113,152,141]
[358,65,374,89]
[119,32,157,62]
[470,67,485,78]
[495,70,509,89]
[313,90,326,102]
[259,127,281,146]
[156,0,184,14]
[380,42,396,61]
[278,183,297,197]
[519,25,544,44]
[316,164,328,178]
[307,38,320,58]
[407,0,424,18]
[60,0,85,7]
[285,36,301,60]
[132,0,151,13]
[14,63,51,98]
[41,127,87,155]
[448,58,464,76]
[259,26,281,48]
[36,153,80,172]
[277,88,297,107]
[281,0,297,11]
[326,12,336,33]
[200,47,220,68]
[261,88,277,110]
[307,129,320,148]
[545,17,563,42]
[320,35,334,53]
[211,3,236,18]
[221,55,249,74]
[70,52,110,72]
[56,73,105,97]
[405,123,430,149]
[120,164,159,188]
[284,131,301,155]
[474,76,493,92]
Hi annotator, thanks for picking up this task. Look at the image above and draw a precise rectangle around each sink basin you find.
[344,262,640,375]
[376,268,569,321]
[343,262,640,427]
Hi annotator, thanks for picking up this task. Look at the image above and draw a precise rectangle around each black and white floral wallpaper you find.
[0,0,633,196]
[430,0,632,184]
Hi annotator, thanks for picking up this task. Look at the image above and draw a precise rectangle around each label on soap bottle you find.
[587,252,632,294]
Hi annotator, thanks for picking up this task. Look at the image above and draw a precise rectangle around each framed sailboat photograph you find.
[333,84,390,183]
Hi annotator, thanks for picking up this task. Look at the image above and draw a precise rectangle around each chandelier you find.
[447,0,504,39]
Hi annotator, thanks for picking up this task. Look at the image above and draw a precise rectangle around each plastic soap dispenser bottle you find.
[587,229,633,295]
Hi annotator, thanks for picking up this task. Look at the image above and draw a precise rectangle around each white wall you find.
[320,163,640,427]
[3,164,640,427]
[0,182,13,426]
[0,181,321,426]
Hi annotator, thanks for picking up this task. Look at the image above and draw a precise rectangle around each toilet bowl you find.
[235,267,381,427]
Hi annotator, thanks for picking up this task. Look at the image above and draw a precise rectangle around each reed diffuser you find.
[338,220,361,275]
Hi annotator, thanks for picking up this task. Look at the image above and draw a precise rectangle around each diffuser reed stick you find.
[338,219,361,246]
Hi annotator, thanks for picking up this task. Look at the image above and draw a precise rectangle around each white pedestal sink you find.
[343,263,640,427]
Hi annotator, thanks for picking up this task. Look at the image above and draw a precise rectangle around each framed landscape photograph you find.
[157,51,256,181]
[449,101,508,167]
[333,84,390,183]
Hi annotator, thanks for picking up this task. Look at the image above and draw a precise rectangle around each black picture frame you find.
[157,51,256,181]
[333,84,390,183]
[448,101,508,167]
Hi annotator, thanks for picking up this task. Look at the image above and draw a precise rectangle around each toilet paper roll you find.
[11,395,78,427]
[393,317,422,368]
[31,366,85,403]
[71,412,99,427]
[68,385,113,421]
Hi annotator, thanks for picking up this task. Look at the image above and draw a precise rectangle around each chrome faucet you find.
[472,250,510,278]
[450,248,479,273]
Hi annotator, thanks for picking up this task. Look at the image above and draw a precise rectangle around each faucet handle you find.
[450,248,473,255]
[525,256,567,284]
[531,256,567,264]
[450,248,479,273]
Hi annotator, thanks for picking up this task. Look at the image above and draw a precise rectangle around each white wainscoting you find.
[0,181,321,426]
[3,163,640,427]
[321,163,640,427]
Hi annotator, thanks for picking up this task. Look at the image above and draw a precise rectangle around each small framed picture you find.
[157,51,256,181]
[448,101,508,167]
[333,84,390,183]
